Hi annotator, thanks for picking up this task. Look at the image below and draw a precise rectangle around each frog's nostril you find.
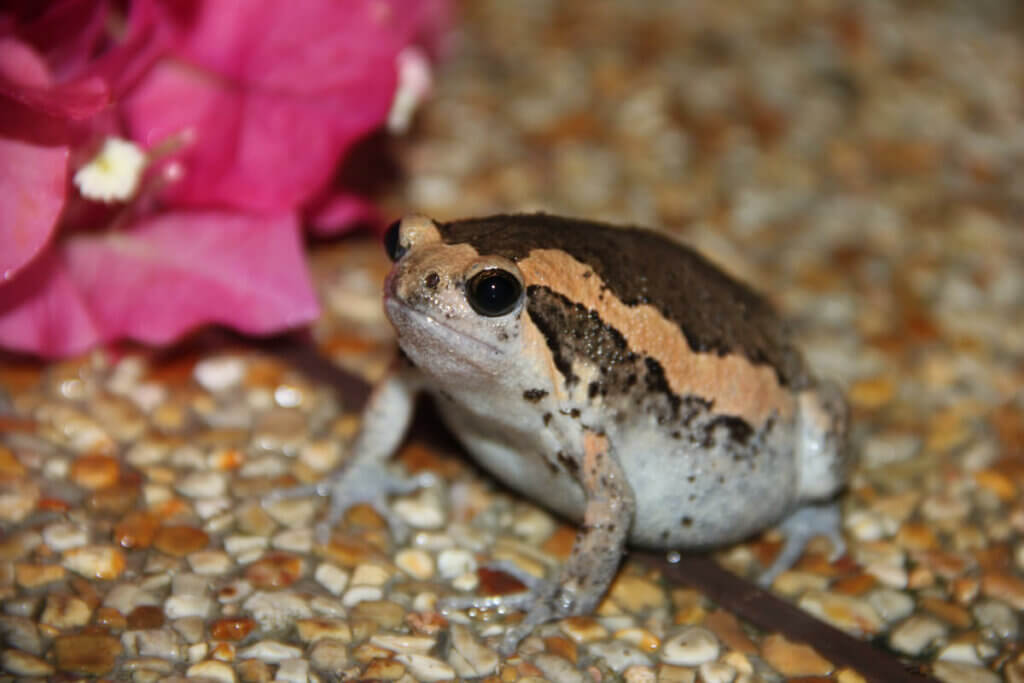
[424,272,440,289]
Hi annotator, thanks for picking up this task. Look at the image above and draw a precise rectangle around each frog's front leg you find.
[453,431,635,654]
[264,363,430,543]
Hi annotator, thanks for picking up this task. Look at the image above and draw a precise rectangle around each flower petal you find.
[63,210,319,345]
[0,249,100,357]
[0,137,68,280]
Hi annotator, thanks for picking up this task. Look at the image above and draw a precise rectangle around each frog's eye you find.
[466,268,523,317]
[384,220,407,261]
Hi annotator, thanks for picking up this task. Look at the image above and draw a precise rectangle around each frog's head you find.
[381,215,536,386]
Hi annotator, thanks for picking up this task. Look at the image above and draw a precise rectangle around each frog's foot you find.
[758,500,846,588]
[440,561,573,655]
[263,460,436,544]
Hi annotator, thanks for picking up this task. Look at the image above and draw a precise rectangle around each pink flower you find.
[0,0,448,357]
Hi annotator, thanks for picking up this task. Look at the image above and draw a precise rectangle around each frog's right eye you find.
[466,268,523,317]
[384,220,407,261]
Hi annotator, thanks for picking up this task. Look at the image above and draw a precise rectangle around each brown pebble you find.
[974,469,1016,501]
[210,617,256,641]
[896,523,937,551]
[245,552,305,589]
[113,511,161,549]
[545,635,579,663]
[70,455,120,490]
[237,658,273,682]
[919,597,972,628]
[541,525,576,560]
[477,566,528,595]
[62,545,126,580]
[127,605,165,630]
[0,445,26,480]
[363,657,406,679]
[87,480,140,515]
[832,573,877,596]
[153,525,210,557]
[93,606,127,631]
[15,562,66,588]
[704,610,757,654]
[761,634,834,677]
[53,633,122,675]
[982,572,1024,610]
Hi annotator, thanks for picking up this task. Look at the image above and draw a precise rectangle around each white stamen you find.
[73,137,148,202]
[387,47,433,134]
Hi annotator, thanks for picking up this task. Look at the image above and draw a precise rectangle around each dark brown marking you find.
[523,388,548,403]
[439,213,811,388]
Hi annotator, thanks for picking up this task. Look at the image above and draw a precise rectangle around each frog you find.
[268,213,852,653]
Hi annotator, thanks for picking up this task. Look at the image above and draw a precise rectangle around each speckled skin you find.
[313,213,851,652]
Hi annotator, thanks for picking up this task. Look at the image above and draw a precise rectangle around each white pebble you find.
[194,356,245,393]
[165,595,212,619]
[396,549,435,579]
[352,563,392,586]
[343,585,383,607]
[372,633,437,654]
[224,534,268,557]
[272,527,313,553]
[314,563,350,595]
[176,471,227,499]
[438,549,476,579]
[42,522,88,551]
[395,653,456,681]
[238,640,303,662]
[889,616,948,656]
[394,492,445,529]
[243,592,312,631]
[276,658,310,683]
[186,660,236,683]
[194,496,232,520]
[660,627,720,666]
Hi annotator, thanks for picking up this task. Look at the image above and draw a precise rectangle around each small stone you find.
[246,552,304,589]
[919,597,971,628]
[587,641,652,673]
[271,527,313,553]
[40,594,92,630]
[560,616,608,643]
[865,562,908,589]
[609,574,667,612]
[315,562,350,595]
[69,454,120,489]
[43,522,89,550]
[350,600,405,628]
[176,471,227,498]
[53,633,122,675]
[703,610,756,654]
[937,641,982,665]
[165,594,212,619]
[437,548,475,579]
[395,652,456,681]
[396,548,434,579]
[889,615,947,656]
[262,497,316,528]
[866,588,915,624]
[296,617,353,644]
[394,491,445,529]
[0,480,39,521]
[15,562,66,588]
[931,661,1000,683]
[761,634,833,676]
[210,617,256,642]
[94,606,127,630]
[238,639,303,662]
[624,665,657,683]
[448,623,498,678]
[114,511,161,548]
[660,627,719,666]
[352,562,393,586]
[62,544,125,580]
[798,590,884,636]
[276,658,309,683]
[153,525,210,557]
[195,356,246,392]
[973,600,1018,640]
[127,605,166,630]
[309,638,349,671]
[236,658,273,682]
[533,653,585,682]
[0,615,42,654]
[125,627,183,660]
[224,534,269,557]
[698,661,736,683]
[188,550,232,575]
[186,659,237,683]
[982,572,1024,610]
[2,648,55,676]
[299,440,341,472]
[243,591,312,631]
[372,632,437,654]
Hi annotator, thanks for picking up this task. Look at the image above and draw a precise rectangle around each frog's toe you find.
[758,500,845,588]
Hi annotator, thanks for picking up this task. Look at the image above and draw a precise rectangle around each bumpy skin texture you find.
[332,214,851,651]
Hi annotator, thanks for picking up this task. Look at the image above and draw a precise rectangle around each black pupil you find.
[467,269,522,317]
[384,220,404,261]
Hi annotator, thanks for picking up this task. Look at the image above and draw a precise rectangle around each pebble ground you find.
[2,1,1024,681]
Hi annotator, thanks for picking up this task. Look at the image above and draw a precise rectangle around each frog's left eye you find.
[384,220,407,261]
[466,268,523,317]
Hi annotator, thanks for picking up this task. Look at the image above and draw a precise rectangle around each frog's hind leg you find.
[442,431,635,654]
[757,499,845,587]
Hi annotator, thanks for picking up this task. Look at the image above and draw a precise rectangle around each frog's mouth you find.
[384,296,503,358]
